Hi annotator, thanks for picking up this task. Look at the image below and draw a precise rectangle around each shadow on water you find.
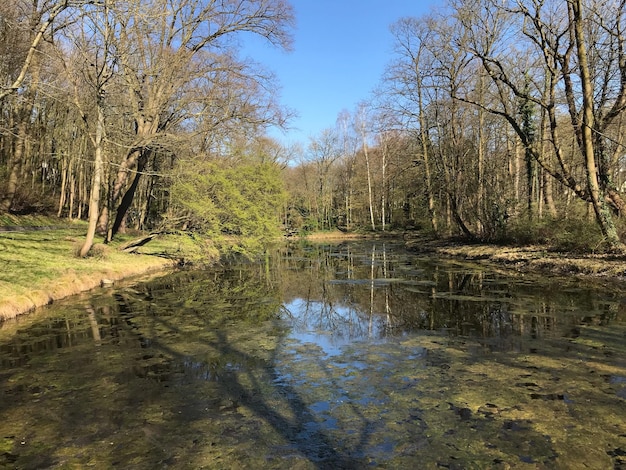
[120,285,365,468]
[0,266,369,468]
[0,240,625,468]
[111,271,369,468]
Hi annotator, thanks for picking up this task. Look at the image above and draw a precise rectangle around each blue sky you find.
[244,1,440,145]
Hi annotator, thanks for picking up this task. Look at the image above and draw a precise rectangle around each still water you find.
[1,240,625,469]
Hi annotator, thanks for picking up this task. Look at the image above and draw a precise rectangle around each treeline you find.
[287,0,626,251]
[2,0,626,254]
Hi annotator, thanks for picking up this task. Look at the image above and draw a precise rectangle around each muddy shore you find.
[405,236,626,280]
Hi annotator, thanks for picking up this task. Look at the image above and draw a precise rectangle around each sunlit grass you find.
[137,231,220,264]
[0,218,185,319]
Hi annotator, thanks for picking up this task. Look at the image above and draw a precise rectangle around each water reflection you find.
[277,241,625,351]
[0,241,624,468]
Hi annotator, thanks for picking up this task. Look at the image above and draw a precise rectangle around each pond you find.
[0,240,625,469]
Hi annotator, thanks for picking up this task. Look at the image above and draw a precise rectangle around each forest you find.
[2,0,626,255]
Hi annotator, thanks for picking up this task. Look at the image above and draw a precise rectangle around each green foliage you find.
[170,159,288,252]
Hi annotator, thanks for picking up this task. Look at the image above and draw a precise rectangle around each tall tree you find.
[355,104,377,231]
[386,16,440,233]
[63,0,117,256]
[306,128,342,230]
[96,0,294,241]
[451,0,626,248]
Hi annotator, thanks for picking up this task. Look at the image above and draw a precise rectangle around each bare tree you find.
[0,0,100,101]
[335,109,359,229]
[452,0,626,248]
[92,0,294,241]
[306,128,342,230]
[386,16,440,234]
[61,0,117,256]
[355,103,377,231]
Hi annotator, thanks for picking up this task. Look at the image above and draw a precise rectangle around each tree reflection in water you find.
[0,240,624,468]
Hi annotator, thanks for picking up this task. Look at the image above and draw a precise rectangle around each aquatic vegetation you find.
[0,241,624,468]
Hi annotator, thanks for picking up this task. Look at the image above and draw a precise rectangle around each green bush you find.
[170,160,287,251]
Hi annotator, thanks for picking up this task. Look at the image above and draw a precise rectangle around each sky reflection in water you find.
[0,241,625,468]
[276,241,623,353]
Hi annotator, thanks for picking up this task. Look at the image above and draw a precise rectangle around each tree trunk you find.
[381,144,386,232]
[69,169,76,220]
[96,148,141,233]
[543,169,558,218]
[449,193,473,239]
[57,155,68,217]
[571,0,622,248]
[0,120,27,212]
[77,162,85,220]
[108,151,149,241]
[526,142,536,219]
[79,104,105,257]
[419,128,437,234]
[477,75,486,236]
[362,136,376,231]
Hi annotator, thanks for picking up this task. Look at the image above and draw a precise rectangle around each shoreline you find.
[4,229,626,322]
[405,236,626,280]
[0,218,213,323]
[0,256,176,322]
[304,231,626,280]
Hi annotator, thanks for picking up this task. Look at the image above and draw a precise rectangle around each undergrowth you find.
[500,216,611,253]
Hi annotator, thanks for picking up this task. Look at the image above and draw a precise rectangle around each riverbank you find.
[302,229,405,240]
[404,235,626,279]
[0,227,373,321]
[305,231,626,279]
[3,221,626,321]
[302,230,626,283]
[0,218,219,321]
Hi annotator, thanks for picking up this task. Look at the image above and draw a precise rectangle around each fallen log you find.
[120,232,161,252]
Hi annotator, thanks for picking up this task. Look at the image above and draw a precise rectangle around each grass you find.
[0,217,219,320]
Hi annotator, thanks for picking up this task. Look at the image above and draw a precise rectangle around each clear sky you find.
[244,1,441,146]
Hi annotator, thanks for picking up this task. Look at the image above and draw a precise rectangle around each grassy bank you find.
[0,217,218,321]
[0,223,374,321]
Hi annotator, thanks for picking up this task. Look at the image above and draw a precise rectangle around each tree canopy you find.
[1,0,626,254]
